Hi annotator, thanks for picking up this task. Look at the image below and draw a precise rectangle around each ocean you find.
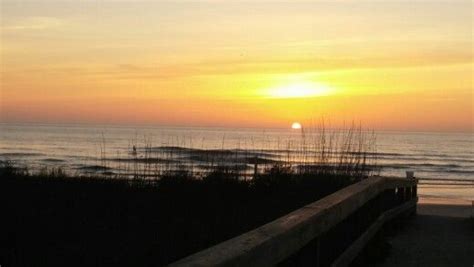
[1,123,472,200]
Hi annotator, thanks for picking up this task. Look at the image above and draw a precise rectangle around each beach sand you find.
[376,194,473,267]
[418,197,473,218]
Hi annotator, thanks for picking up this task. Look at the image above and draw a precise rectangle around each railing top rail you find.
[169,177,417,267]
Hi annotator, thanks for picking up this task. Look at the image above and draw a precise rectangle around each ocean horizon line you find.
[1,121,472,135]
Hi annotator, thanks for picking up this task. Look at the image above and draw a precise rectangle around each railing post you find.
[406,171,416,201]
[315,238,321,267]
[400,187,407,203]
[395,187,400,204]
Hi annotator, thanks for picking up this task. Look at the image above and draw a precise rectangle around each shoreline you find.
[418,196,473,219]
[417,183,474,206]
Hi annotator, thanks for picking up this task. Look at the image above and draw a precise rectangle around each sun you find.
[291,122,302,130]
[266,82,332,99]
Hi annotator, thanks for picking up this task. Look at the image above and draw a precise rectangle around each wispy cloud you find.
[3,48,471,83]
[2,16,63,31]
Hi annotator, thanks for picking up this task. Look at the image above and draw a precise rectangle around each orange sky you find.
[1,1,472,132]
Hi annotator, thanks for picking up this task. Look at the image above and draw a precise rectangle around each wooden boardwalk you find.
[377,197,473,267]
[169,177,419,267]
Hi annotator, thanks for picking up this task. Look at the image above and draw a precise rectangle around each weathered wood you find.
[168,177,418,267]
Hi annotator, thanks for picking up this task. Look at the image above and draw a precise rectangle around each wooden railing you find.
[169,176,418,267]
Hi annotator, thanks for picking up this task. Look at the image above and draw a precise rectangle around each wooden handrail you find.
[169,177,418,267]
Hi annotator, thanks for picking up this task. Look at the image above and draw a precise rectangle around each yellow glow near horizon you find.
[292,122,302,130]
[1,1,472,132]
[265,82,333,99]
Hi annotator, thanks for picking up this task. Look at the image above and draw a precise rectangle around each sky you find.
[1,0,472,132]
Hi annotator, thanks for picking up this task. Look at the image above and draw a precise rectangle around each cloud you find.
[2,16,63,31]
[3,49,471,83]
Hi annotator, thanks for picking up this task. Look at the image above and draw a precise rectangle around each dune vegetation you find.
[0,125,377,266]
